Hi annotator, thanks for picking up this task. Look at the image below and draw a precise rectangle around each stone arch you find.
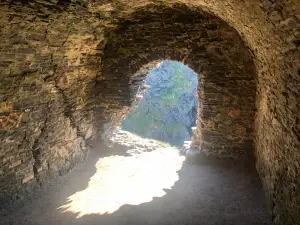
[0,1,299,223]
[96,3,257,157]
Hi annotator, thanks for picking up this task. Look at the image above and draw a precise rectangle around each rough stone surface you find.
[0,136,272,225]
[100,4,257,157]
[0,1,299,224]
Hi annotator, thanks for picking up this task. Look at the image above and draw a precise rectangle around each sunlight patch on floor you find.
[58,146,185,218]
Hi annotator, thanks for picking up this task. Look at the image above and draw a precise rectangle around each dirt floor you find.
[0,131,273,225]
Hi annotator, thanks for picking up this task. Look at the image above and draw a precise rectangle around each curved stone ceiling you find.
[0,1,299,224]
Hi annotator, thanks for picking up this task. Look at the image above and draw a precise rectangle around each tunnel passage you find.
[0,1,300,224]
[97,4,257,157]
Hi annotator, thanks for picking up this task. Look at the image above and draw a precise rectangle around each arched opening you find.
[56,5,260,217]
[96,3,257,157]
[115,60,198,148]
[1,1,299,224]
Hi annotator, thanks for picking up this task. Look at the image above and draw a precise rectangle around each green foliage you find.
[159,64,194,107]
[121,60,198,146]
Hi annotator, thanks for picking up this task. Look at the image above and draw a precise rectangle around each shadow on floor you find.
[0,142,273,225]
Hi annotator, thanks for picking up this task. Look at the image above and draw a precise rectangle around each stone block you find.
[22,172,35,184]
[9,160,22,169]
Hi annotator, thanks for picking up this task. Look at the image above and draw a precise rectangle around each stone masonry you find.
[0,1,299,224]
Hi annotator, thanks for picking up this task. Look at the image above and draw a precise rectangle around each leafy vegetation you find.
[121,60,198,146]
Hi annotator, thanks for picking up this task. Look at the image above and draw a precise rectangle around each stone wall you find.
[0,1,299,224]
[100,4,257,157]
[0,1,99,203]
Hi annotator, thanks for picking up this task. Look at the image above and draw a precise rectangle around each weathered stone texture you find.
[0,0,299,224]
[0,2,99,204]
[99,4,257,157]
